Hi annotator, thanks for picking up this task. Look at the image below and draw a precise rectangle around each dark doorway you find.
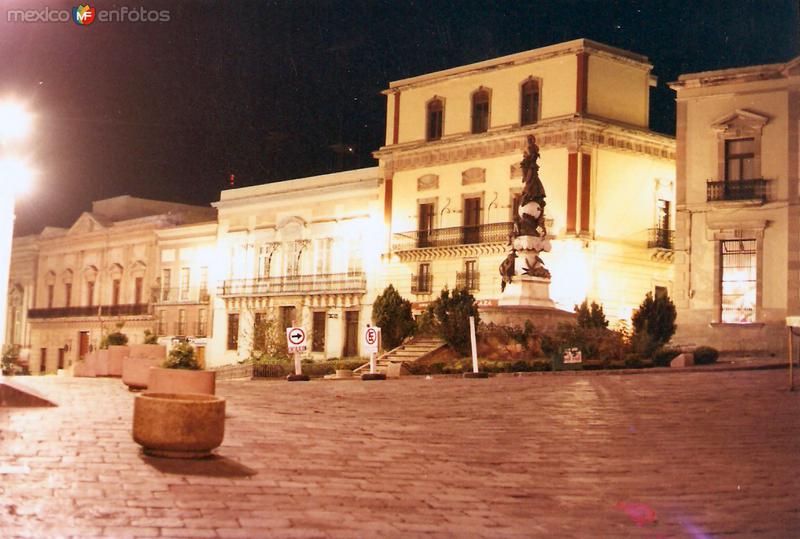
[57,348,65,370]
[40,348,47,373]
[418,203,435,247]
[78,331,90,360]
[463,197,481,244]
[312,311,326,353]
[343,310,359,357]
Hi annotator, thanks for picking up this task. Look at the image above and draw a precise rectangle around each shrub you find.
[574,300,608,329]
[143,329,158,345]
[548,323,629,362]
[632,292,677,353]
[250,311,289,362]
[163,342,201,370]
[1,346,19,375]
[693,346,719,365]
[652,347,681,367]
[478,321,542,360]
[424,287,479,356]
[372,284,416,350]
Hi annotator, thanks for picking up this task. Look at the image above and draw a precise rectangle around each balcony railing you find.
[393,222,513,251]
[154,287,211,304]
[707,179,768,203]
[647,228,675,250]
[28,303,150,319]
[219,272,366,296]
[455,271,480,291]
[411,274,433,294]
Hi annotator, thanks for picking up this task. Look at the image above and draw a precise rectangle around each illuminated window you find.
[426,98,443,141]
[471,89,489,134]
[521,79,540,125]
[161,269,171,301]
[180,267,190,300]
[725,138,755,181]
[721,239,756,323]
[227,313,239,350]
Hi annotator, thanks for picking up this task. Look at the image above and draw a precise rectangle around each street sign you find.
[363,326,380,354]
[286,327,307,353]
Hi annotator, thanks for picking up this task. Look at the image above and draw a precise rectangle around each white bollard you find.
[470,316,479,373]
[294,351,302,376]
[370,352,376,374]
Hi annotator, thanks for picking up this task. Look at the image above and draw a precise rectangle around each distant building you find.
[373,39,676,320]
[23,196,215,374]
[670,56,800,354]
[208,168,384,366]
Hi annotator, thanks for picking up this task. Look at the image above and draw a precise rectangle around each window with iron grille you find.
[177,309,187,335]
[112,279,121,306]
[180,268,190,301]
[720,239,756,324]
[520,79,540,126]
[227,313,239,350]
[161,269,171,301]
[157,310,166,336]
[465,260,478,290]
[725,138,755,181]
[197,308,207,337]
[471,89,489,134]
[426,98,443,141]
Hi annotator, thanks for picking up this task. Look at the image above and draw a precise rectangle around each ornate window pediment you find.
[417,174,439,191]
[461,167,486,185]
[711,109,769,137]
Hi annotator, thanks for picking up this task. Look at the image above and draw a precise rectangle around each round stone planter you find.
[107,345,130,377]
[335,369,353,378]
[147,367,216,395]
[132,392,225,459]
[129,344,166,360]
[122,357,163,390]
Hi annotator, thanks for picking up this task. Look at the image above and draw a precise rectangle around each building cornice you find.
[374,117,675,173]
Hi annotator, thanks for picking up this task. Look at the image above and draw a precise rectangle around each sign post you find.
[285,327,309,382]
[361,325,385,381]
[464,315,488,378]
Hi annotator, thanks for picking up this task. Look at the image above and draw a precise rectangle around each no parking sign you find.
[363,326,380,354]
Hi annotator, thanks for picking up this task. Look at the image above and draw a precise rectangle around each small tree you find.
[143,329,158,345]
[101,322,128,348]
[574,300,608,329]
[372,284,416,350]
[163,342,201,370]
[249,310,288,362]
[425,287,479,356]
[632,292,677,353]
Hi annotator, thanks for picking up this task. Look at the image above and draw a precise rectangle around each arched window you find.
[426,98,443,141]
[520,79,540,126]
[471,89,490,134]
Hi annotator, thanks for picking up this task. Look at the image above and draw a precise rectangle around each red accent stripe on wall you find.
[392,92,401,145]
[567,153,578,233]
[580,153,591,234]
[576,52,588,114]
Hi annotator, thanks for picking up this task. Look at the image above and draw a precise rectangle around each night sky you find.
[1,0,797,236]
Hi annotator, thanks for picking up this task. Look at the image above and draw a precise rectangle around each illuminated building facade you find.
[24,196,215,374]
[208,168,384,366]
[670,56,800,353]
[374,39,676,321]
[153,221,218,367]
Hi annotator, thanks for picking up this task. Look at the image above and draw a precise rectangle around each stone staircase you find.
[353,336,446,376]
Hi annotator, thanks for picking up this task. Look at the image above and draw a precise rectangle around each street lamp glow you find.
[0,101,32,143]
[0,157,34,197]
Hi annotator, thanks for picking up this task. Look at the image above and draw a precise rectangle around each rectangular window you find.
[315,239,331,275]
[227,313,239,350]
[725,138,755,182]
[414,263,431,294]
[258,246,272,278]
[465,260,478,291]
[463,197,481,244]
[426,100,443,141]
[112,279,121,306]
[521,80,540,126]
[86,281,95,307]
[280,306,296,331]
[134,277,143,304]
[285,243,300,276]
[312,311,326,353]
[180,267,190,301]
[177,309,187,335]
[47,284,54,309]
[253,312,266,351]
[511,192,522,222]
[471,91,489,134]
[199,266,208,300]
[197,308,207,336]
[64,283,72,308]
[657,199,671,231]
[157,310,166,336]
[418,202,435,248]
[721,239,757,324]
[161,269,171,301]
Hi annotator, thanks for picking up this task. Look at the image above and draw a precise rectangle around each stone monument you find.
[498,135,555,308]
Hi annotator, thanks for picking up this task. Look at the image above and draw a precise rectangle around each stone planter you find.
[335,369,353,378]
[94,350,110,377]
[73,360,95,378]
[122,357,162,390]
[147,367,216,395]
[132,392,225,458]
[129,344,166,360]
[107,346,129,377]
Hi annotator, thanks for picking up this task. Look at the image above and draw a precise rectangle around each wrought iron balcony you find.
[707,179,768,203]
[154,287,211,304]
[647,228,675,250]
[219,272,366,297]
[411,274,433,294]
[28,303,150,319]
[455,271,480,291]
[393,222,513,251]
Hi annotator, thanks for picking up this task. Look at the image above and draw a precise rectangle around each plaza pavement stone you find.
[0,369,798,538]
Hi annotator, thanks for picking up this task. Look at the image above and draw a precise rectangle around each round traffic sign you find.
[365,327,378,345]
[288,328,305,345]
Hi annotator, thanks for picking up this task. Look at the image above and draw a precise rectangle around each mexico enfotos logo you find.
[7,4,171,24]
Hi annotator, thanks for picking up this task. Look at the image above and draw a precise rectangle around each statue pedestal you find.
[499,276,555,309]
